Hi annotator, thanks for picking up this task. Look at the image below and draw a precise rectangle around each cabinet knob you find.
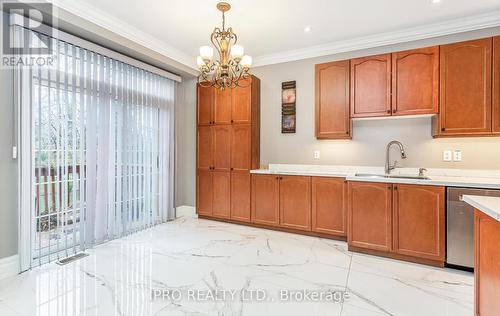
[231,120,234,123]
[394,186,398,190]
[230,168,234,171]
[441,128,446,132]
[387,110,391,114]
[393,109,397,113]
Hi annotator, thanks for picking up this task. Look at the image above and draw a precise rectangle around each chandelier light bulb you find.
[196,56,205,68]
[231,45,244,60]
[241,55,252,68]
[199,46,214,61]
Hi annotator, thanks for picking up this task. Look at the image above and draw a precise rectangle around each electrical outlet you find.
[313,150,320,160]
[453,150,462,162]
[443,150,452,162]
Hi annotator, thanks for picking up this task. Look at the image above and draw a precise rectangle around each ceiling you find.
[52,0,500,70]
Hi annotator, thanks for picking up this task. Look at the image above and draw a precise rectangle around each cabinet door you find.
[475,210,500,316]
[315,60,351,139]
[494,36,500,134]
[214,87,232,124]
[197,85,213,125]
[232,77,252,124]
[311,177,347,236]
[230,171,251,222]
[351,54,391,117]
[439,38,492,135]
[348,182,392,252]
[251,174,280,226]
[392,47,439,115]
[196,170,212,216]
[212,171,231,219]
[197,126,213,170]
[393,185,445,261]
[279,176,312,231]
[231,125,251,171]
[213,125,231,171]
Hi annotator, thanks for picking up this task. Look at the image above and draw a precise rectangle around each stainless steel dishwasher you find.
[447,187,500,270]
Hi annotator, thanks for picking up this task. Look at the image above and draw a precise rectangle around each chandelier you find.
[196,2,252,89]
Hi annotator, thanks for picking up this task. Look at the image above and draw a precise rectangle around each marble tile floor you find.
[0,216,473,316]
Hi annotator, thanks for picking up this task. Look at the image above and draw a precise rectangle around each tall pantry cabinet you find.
[196,76,260,222]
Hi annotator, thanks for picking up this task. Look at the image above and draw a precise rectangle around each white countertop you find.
[250,164,500,190]
[462,195,500,222]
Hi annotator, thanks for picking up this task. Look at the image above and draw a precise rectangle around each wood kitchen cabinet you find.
[279,176,312,231]
[474,210,500,316]
[348,181,446,266]
[212,171,231,219]
[251,174,280,226]
[196,126,212,170]
[214,87,232,124]
[232,77,252,124]
[311,177,347,237]
[230,171,251,222]
[434,38,492,136]
[196,170,213,216]
[213,125,231,171]
[196,76,260,220]
[392,184,445,261]
[494,36,500,134]
[230,124,251,171]
[351,54,392,117]
[391,47,439,115]
[315,60,351,139]
[348,182,393,252]
[197,85,214,125]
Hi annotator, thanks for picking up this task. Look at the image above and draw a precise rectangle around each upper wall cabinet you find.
[351,54,392,117]
[433,38,492,136]
[392,47,439,116]
[494,36,500,134]
[315,60,351,139]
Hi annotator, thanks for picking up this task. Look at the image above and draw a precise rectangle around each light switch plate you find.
[313,150,320,160]
[453,150,462,162]
[443,150,452,162]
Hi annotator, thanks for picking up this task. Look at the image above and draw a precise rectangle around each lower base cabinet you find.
[393,184,445,262]
[311,177,347,236]
[348,182,393,252]
[251,174,280,226]
[230,171,251,222]
[348,181,445,265]
[196,170,231,219]
[279,176,312,231]
[475,210,500,316]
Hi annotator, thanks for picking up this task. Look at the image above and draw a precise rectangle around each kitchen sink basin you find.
[354,173,431,180]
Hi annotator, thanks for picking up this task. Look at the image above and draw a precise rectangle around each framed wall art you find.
[281,80,296,133]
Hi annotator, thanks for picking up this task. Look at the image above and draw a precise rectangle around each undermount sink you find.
[354,173,431,180]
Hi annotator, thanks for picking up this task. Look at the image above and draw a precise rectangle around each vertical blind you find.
[17,24,176,269]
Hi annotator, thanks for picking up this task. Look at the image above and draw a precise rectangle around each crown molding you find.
[48,0,198,72]
[253,10,500,67]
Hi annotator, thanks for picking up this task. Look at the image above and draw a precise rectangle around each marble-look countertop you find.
[250,164,500,190]
[462,195,500,222]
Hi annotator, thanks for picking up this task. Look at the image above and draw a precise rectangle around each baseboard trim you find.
[0,255,19,280]
[176,205,197,219]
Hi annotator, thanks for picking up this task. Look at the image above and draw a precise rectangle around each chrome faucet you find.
[385,140,407,175]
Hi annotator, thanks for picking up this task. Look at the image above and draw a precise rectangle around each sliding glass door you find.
[18,26,176,269]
